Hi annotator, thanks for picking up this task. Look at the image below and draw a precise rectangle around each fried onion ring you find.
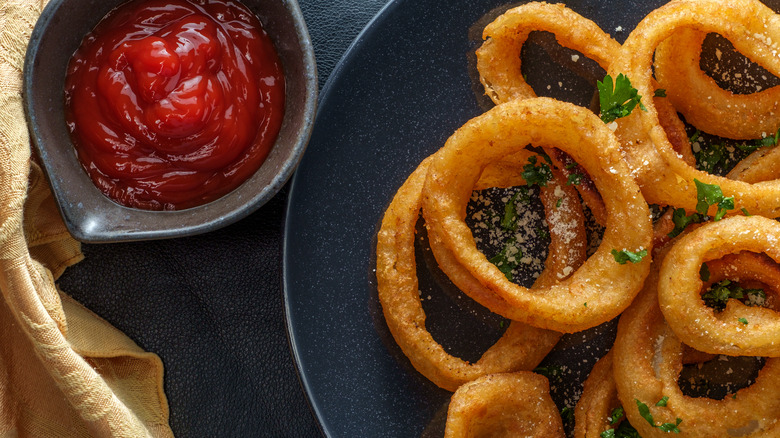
[476,2,620,105]
[422,97,652,333]
[376,157,562,392]
[427,163,587,321]
[658,215,780,357]
[610,0,780,216]
[655,27,780,140]
[703,252,780,311]
[726,144,780,183]
[574,352,621,438]
[443,372,564,438]
[614,248,780,437]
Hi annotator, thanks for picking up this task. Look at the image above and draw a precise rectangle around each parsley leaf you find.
[738,127,780,152]
[561,406,574,423]
[667,181,735,238]
[567,173,584,186]
[500,191,522,231]
[489,238,520,281]
[694,179,734,220]
[597,74,646,124]
[702,279,765,312]
[667,208,702,238]
[636,399,682,433]
[656,396,669,407]
[533,365,562,380]
[611,248,648,264]
[739,317,749,325]
[521,155,553,187]
[610,407,625,425]
[658,419,683,433]
[654,89,667,97]
[695,142,727,174]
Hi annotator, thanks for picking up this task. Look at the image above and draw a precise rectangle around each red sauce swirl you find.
[65,0,285,210]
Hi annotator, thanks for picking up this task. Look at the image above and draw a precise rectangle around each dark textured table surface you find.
[56,1,390,436]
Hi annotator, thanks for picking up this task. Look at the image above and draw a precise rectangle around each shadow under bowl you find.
[24,0,317,242]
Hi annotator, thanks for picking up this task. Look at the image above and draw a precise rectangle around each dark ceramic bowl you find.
[23,0,316,242]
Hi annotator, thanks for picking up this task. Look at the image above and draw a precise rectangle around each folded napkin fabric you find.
[0,1,174,436]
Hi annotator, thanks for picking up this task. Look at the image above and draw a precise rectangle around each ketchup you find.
[64,0,285,210]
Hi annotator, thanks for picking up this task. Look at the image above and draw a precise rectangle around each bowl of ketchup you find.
[23,0,316,242]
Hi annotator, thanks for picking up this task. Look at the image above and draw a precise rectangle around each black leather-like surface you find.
[56,1,390,436]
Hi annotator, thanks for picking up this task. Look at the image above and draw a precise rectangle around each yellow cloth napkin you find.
[0,0,174,436]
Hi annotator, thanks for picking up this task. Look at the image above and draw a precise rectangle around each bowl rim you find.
[23,0,317,243]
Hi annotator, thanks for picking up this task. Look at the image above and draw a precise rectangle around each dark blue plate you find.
[283,0,768,436]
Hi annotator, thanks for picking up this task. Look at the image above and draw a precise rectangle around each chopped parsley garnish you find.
[739,127,780,152]
[601,421,641,438]
[695,142,727,174]
[500,191,523,231]
[490,186,534,281]
[597,73,646,124]
[601,405,637,438]
[703,280,765,312]
[611,248,648,264]
[654,89,667,97]
[741,207,752,216]
[533,364,562,379]
[521,155,553,187]
[658,420,683,433]
[536,226,549,240]
[694,179,734,220]
[556,198,562,208]
[561,406,574,423]
[636,399,682,433]
[668,180,735,238]
[516,185,531,203]
[489,238,520,281]
[610,407,625,425]
[739,317,749,325]
[668,208,702,239]
[567,173,584,186]
[656,396,669,407]
[699,263,710,281]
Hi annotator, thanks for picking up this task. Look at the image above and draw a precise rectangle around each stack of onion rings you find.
[376,0,780,434]
[610,0,780,216]
[614,245,780,437]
